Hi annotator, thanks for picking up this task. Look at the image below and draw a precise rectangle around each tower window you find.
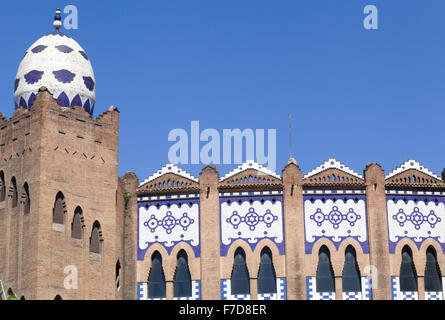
[89,221,103,255]
[231,248,250,295]
[257,247,277,294]
[10,177,17,208]
[148,251,166,299]
[0,171,5,202]
[53,192,66,225]
[116,260,121,291]
[23,183,30,214]
[316,246,335,292]
[174,250,192,298]
[71,206,84,239]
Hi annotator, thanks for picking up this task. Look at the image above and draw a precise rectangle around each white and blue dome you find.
[14,14,96,114]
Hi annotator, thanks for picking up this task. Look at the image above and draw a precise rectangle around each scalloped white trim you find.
[219,160,281,181]
[304,158,363,179]
[139,163,198,186]
[385,159,441,180]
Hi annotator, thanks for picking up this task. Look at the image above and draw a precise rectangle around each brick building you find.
[1,11,445,300]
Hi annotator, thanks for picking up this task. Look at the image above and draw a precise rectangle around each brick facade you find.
[134,160,445,301]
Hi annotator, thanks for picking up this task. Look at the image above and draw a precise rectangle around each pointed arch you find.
[424,246,442,292]
[22,182,30,214]
[400,245,417,292]
[10,177,17,208]
[316,245,335,292]
[116,260,121,291]
[53,191,66,225]
[342,245,361,292]
[89,221,103,256]
[148,251,166,298]
[173,250,192,298]
[257,247,277,294]
[71,206,84,239]
[0,171,5,201]
[231,247,250,295]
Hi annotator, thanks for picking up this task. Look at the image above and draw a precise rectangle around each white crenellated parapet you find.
[219,160,281,181]
[385,159,441,180]
[139,163,199,187]
[304,159,363,179]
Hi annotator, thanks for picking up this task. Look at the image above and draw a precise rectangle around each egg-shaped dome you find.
[14,31,96,114]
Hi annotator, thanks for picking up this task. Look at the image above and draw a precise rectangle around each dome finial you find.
[53,8,62,31]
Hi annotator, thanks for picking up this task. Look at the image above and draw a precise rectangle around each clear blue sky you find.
[0,1,444,180]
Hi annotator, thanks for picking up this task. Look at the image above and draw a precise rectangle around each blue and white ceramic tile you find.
[14,32,95,113]
[387,197,445,253]
[304,196,368,254]
[220,196,284,256]
[138,199,200,259]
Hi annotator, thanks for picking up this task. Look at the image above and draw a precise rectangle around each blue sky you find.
[0,1,444,181]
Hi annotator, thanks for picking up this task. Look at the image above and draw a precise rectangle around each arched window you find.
[342,246,361,292]
[425,246,442,292]
[258,247,277,294]
[316,246,335,292]
[10,177,17,208]
[89,221,103,255]
[0,171,5,201]
[116,260,121,291]
[54,294,62,300]
[174,250,192,298]
[400,246,417,292]
[231,248,250,295]
[52,192,66,225]
[23,182,30,214]
[148,251,166,298]
[71,206,84,239]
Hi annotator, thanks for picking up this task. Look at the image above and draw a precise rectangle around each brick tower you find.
[0,10,123,299]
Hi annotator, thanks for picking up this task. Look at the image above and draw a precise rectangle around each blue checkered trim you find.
[137,283,145,300]
[391,276,418,300]
[220,279,250,300]
[425,291,443,300]
[400,291,417,300]
[174,280,202,300]
[306,277,312,300]
[362,276,372,300]
[391,276,397,300]
[279,278,287,300]
[221,279,227,300]
[306,277,335,300]
[258,293,276,300]
[256,278,287,300]
[343,292,361,300]
[136,282,166,300]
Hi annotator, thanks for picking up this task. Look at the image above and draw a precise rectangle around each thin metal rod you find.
[288,114,292,159]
